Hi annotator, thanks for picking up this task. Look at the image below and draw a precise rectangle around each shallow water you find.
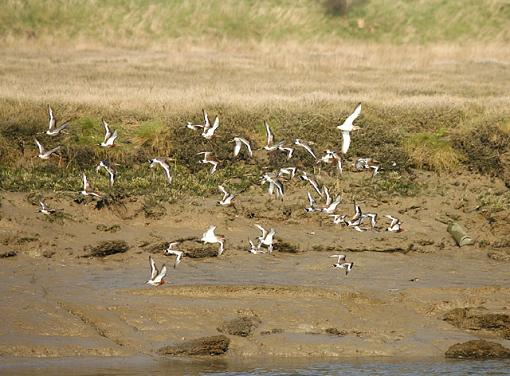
[2,357,510,376]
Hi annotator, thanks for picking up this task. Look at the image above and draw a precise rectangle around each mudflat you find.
[1,170,509,360]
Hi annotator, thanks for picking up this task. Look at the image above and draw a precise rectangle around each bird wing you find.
[203,109,210,131]
[323,186,331,206]
[218,185,228,200]
[102,119,111,139]
[82,173,89,190]
[149,256,158,280]
[302,143,317,159]
[307,192,315,207]
[341,130,351,154]
[54,120,71,133]
[34,139,44,154]
[254,224,267,238]
[211,116,219,130]
[309,179,321,196]
[106,130,118,145]
[153,265,167,283]
[48,106,56,130]
[264,121,273,145]
[240,138,253,156]
[47,146,61,155]
[339,102,362,130]
[233,140,241,156]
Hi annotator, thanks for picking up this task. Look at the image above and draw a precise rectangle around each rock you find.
[445,340,510,359]
[83,240,129,258]
[488,250,510,262]
[443,307,510,339]
[158,335,230,356]
[217,316,261,337]
[324,328,348,336]
[0,250,17,258]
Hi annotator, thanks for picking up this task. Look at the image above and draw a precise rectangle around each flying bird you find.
[149,158,173,185]
[46,105,71,136]
[34,138,60,160]
[145,256,167,286]
[38,201,56,215]
[333,262,354,275]
[201,113,220,140]
[254,224,276,253]
[218,185,235,206]
[231,137,253,158]
[305,192,319,213]
[100,119,118,147]
[337,102,361,154]
[385,215,402,232]
[278,144,294,159]
[299,172,322,196]
[294,139,317,160]
[186,109,208,130]
[248,240,265,254]
[278,167,297,179]
[197,152,219,174]
[261,173,284,199]
[263,121,284,151]
[201,225,225,255]
[164,242,183,268]
[95,160,116,187]
[330,254,346,264]
[80,173,101,197]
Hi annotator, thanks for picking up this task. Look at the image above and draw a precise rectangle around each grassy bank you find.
[1,0,509,46]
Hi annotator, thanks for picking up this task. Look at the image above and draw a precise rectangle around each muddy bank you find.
[0,171,509,361]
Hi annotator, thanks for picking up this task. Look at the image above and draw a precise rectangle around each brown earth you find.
[0,171,509,361]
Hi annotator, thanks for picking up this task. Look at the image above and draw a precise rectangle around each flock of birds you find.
[35,103,403,287]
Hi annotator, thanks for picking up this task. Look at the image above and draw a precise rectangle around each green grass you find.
[1,0,508,46]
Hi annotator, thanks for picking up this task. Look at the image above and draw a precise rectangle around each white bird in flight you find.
[261,173,284,199]
[334,262,354,275]
[186,109,208,130]
[145,255,167,286]
[201,112,220,140]
[254,224,276,253]
[164,242,183,268]
[385,215,402,232]
[337,102,361,154]
[34,138,60,160]
[80,173,101,197]
[46,105,71,136]
[100,119,118,147]
[38,201,56,215]
[299,172,322,197]
[201,225,226,256]
[231,137,253,158]
[197,152,219,174]
[294,139,317,160]
[218,185,235,206]
[95,160,116,187]
[149,158,173,185]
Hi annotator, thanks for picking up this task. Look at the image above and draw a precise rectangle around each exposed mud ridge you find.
[83,240,130,258]
[130,284,379,303]
[445,340,510,359]
[158,335,230,356]
[217,316,261,337]
[56,302,125,347]
[443,308,510,339]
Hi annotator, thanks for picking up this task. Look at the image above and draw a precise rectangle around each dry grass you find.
[0,42,509,194]
[1,43,509,114]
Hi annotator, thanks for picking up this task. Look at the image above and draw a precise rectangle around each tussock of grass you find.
[478,190,510,214]
[404,130,462,172]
